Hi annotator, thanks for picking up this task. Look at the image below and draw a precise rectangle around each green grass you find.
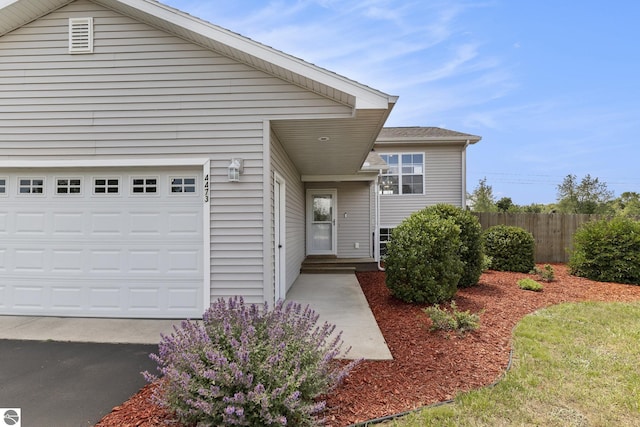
[383,302,640,427]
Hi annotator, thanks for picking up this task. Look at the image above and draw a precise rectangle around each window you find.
[132,177,157,194]
[94,178,119,195]
[379,153,424,195]
[18,178,45,195]
[0,178,6,195]
[170,177,196,193]
[56,178,82,195]
[380,228,393,258]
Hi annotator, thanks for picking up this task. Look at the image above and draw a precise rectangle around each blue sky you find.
[163,0,640,204]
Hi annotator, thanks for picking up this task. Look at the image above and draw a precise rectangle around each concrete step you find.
[300,266,357,274]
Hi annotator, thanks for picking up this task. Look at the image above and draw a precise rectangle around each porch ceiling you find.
[272,108,391,177]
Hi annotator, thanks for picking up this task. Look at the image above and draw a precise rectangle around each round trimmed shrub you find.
[385,210,463,304]
[145,297,354,426]
[568,217,640,284]
[423,204,484,287]
[483,225,535,273]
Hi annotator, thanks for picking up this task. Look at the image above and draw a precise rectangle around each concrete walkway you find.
[286,273,393,360]
[0,274,392,360]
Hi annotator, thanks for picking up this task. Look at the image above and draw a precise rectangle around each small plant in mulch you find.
[518,277,544,292]
[424,301,481,333]
[144,297,356,427]
[531,264,555,282]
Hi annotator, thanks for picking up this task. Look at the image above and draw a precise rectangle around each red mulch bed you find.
[96,265,640,426]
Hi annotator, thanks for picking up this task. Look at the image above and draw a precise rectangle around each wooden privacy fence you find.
[472,213,603,263]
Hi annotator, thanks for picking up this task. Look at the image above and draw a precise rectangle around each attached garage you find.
[0,162,209,318]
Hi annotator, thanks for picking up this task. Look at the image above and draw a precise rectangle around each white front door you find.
[306,189,337,255]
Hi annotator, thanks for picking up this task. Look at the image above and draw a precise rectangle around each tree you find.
[556,174,614,214]
[496,197,515,212]
[612,191,640,218]
[468,177,497,212]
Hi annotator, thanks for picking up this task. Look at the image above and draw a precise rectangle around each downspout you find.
[462,139,470,208]
[376,170,385,271]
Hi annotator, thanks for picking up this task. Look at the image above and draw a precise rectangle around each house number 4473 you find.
[203,174,210,203]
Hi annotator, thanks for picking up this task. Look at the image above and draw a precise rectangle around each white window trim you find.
[0,176,7,196]
[169,176,198,195]
[54,176,83,197]
[379,152,425,195]
[130,176,160,196]
[17,177,46,197]
[92,176,122,196]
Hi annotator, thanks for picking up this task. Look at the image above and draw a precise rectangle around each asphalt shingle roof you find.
[379,126,481,140]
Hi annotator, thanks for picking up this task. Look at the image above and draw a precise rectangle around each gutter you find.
[375,170,385,272]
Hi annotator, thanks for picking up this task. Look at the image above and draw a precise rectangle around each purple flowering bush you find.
[144,297,355,426]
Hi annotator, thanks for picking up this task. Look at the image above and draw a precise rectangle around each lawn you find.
[384,301,640,426]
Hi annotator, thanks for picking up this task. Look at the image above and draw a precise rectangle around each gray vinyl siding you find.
[378,144,464,228]
[270,131,305,293]
[305,181,372,258]
[0,0,352,304]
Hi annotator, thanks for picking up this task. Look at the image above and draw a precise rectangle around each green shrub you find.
[483,225,535,272]
[385,210,463,304]
[517,277,544,292]
[568,217,640,285]
[422,204,484,287]
[481,254,493,272]
[424,301,481,332]
[531,264,555,282]
[144,297,354,426]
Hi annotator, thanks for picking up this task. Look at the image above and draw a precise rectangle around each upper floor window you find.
[379,153,424,195]
[0,178,6,195]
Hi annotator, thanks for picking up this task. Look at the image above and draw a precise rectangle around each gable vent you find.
[69,17,93,54]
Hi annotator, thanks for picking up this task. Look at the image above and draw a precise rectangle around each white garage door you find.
[0,167,205,318]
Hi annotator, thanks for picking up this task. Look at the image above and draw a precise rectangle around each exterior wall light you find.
[228,158,243,182]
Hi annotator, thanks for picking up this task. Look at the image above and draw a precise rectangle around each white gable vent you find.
[69,17,94,53]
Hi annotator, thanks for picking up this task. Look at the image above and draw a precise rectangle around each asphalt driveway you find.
[0,339,158,426]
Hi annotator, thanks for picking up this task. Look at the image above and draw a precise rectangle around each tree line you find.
[468,174,640,216]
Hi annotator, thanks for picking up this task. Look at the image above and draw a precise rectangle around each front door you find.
[306,189,337,255]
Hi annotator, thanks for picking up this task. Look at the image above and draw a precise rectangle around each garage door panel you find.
[15,212,46,234]
[0,168,205,318]
[53,212,85,235]
[51,250,84,272]
[129,212,162,235]
[51,286,83,309]
[14,249,45,272]
[0,212,8,233]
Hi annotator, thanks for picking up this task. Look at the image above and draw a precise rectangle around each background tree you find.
[556,174,614,214]
[468,177,497,212]
[496,197,515,212]
[612,191,640,218]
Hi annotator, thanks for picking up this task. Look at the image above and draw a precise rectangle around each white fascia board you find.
[301,173,379,182]
[376,136,481,145]
[0,158,209,168]
[110,0,396,110]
